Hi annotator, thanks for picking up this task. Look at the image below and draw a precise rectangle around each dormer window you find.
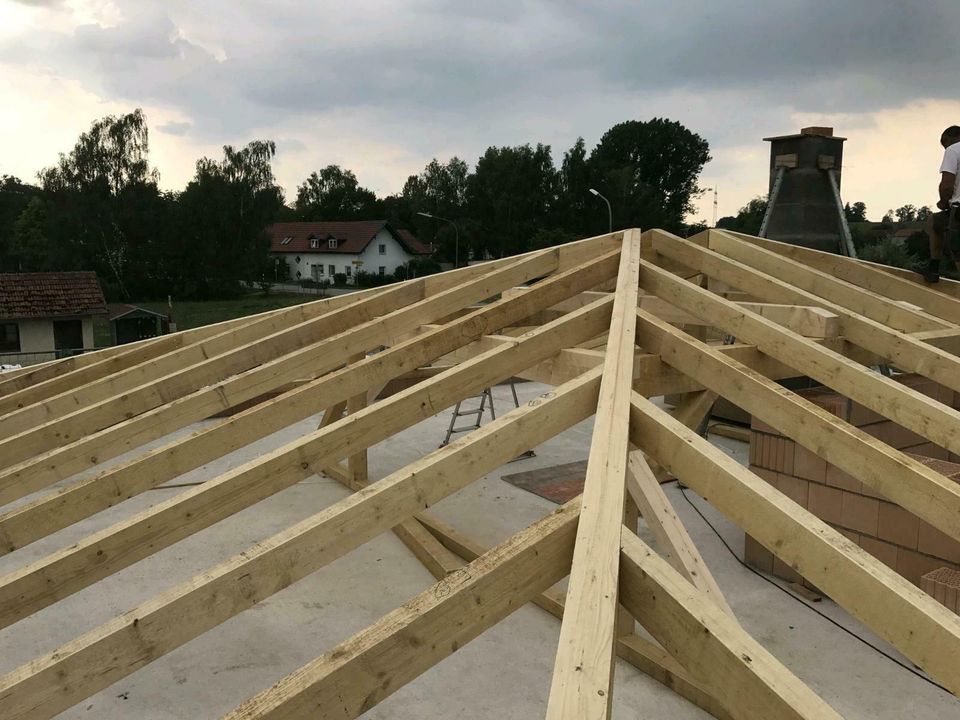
[328,238,338,249]
[309,237,320,249]
[280,236,293,246]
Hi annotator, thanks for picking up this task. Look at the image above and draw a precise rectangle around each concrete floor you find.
[1,382,958,718]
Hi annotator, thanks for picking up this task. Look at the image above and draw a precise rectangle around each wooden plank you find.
[0,247,598,507]
[702,230,949,332]
[652,231,960,401]
[0,251,564,468]
[224,500,581,720]
[0,366,603,720]
[0,255,618,555]
[415,514,734,720]
[638,252,960,460]
[629,392,960,694]
[625,451,733,615]
[722,230,960,325]
[546,229,642,719]
[620,531,842,720]
[635,307,960,541]
[0,298,613,630]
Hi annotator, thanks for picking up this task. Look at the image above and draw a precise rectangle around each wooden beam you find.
[0,252,560,468]
[620,531,842,720]
[0,367,603,720]
[635,307,960,541]
[0,247,609,508]
[638,251,960,459]
[223,500,581,720]
[629,392,960,695]
[722,230,960,325]
[0,296,613,630]
[625,451,733,615]
[652,232,960,401]
[414,513,734,720]
[546,229,642,719]
[0,254,618,555]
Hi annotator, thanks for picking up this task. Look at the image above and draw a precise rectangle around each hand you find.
[938,200,950,210]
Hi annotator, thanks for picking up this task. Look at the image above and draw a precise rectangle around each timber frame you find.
[1,228,960,719]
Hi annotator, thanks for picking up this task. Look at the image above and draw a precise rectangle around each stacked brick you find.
[921,567,960,614]
[745,374,960,596]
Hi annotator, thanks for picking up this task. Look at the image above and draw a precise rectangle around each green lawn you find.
[93,293,317,346]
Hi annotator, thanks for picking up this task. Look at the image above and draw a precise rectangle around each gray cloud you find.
[157,121,192,136]
[3,0,959,196]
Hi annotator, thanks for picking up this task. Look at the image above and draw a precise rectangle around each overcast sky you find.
[2,0,959,223]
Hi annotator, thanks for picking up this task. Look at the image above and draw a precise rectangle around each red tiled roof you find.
[267,221,431,255]
[0,272,107,320]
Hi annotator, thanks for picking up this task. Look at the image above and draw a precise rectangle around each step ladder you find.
[440,379,535,460]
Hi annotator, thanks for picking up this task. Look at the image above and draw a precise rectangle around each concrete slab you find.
[0,382,957,718]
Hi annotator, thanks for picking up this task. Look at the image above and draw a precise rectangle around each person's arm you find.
[939,172,956,210]
[939,147,959,209]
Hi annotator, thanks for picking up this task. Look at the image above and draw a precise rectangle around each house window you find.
[280,236,293,245]
[344,265,352,277]
[310,237,320,249]
[0,323,20,353]
[378,243,386,255]
[316,264,324,275]
[328,264,335,276]
[328,238,338,249]
[378,266,386,277]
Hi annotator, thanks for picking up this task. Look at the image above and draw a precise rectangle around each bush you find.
[858,236,918,270]
[333,272,347,286]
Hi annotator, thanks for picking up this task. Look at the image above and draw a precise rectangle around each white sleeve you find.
[940,146,960,175]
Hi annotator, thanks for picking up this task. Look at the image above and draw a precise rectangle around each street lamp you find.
[588,188,612,233]
[702,185,718,227]
[417,211,460,268]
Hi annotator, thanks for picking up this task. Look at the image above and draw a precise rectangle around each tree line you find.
[0,109,711,300]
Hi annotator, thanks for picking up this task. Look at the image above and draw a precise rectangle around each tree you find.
[917,205,932,221]
[467,143,559,258]
[844,201,867,222]
[294,165,379,220]
[402,157,470,261]
[36,109,163,298]
[717,196,768,235]
[895,204,917,223]
[172,140,284,298]
[556,137,592,235]
[587,118,710,233]
[0,175,41,270]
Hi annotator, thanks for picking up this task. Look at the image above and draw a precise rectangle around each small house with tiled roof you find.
[0,271,106,364]
[266,221,431,284]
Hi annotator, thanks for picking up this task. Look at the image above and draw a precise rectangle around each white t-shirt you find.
[939,143,960,203]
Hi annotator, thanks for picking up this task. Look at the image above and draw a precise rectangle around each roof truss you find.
[1,229,959,718]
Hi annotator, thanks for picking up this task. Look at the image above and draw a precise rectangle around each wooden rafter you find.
[2,227,960,718]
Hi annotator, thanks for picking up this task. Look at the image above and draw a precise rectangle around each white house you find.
[266,221,431,284]
[0,271,106,365]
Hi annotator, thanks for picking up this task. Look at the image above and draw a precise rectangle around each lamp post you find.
[588,188,612,233]
[417,211,460,268]
[702,185,718,227]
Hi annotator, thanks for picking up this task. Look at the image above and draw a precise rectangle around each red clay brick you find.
[826,464,861,493]
[918,521,960,565]
[840,492,879,536]
[877,502,919,550]
[793,444,827,484]
[807,483,843,525]
[859,535,899,570]
[777,474,810,508]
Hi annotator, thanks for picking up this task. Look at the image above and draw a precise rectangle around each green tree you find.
[173,140,284,298]
[587,118,710,233]
[402,157,470,262]
[294,165,379,220]
[0,175,42,269]
[37,109,163,298]
[917,205,932,221]
[556,137,592,235]
[468,143,559,259]
[844,201,867,222]
[895,204,917,223]
[717,196,768,235]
